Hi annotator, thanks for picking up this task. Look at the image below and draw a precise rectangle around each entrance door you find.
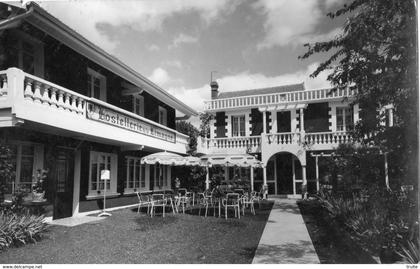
[276,154,293,194]
[53,148,74,220]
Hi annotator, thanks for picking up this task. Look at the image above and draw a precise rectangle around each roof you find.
[216,83,305,99]
[1,2,197,116]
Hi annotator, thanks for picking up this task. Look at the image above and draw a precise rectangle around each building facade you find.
[0,3,196,219]
[198,81,360,197]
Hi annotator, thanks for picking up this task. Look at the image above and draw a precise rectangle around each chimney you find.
[210,81,219,99]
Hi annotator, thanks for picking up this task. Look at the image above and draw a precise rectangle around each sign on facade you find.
[86,103,176,143]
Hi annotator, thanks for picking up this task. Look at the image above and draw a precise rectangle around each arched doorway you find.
[266,152,302,196]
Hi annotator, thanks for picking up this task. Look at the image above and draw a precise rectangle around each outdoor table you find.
[163,193,178,214]
[22,200,49,215]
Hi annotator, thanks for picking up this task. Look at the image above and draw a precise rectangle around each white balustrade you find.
[304,132,353,145]
[203,136,261,150]
[204,87,357,111]
[21,73,87,115]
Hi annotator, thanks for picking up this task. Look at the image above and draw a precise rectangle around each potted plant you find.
[32,169,48,202]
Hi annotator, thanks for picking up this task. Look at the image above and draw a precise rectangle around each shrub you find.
[0,212,48,250]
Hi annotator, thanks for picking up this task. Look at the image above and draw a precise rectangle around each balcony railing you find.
[0,68,189,151]
[204,87,357,111]
[198,131,353,153]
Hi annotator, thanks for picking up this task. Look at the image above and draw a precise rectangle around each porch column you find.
[250,167,254,192]
[302,165,307,199]
[315,155,320,192]
[271,111,277,134]
[262,111,267,134]
[388,109,394,127]
[225,166,229,181]
[205,166,210,190]
[72,149,81,217]
[292,157,296,195]
[263,165,268,199]
[300,108,305,132]
[384,152,390,190]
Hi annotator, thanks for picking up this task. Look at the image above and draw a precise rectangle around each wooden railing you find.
[204,87,357,111]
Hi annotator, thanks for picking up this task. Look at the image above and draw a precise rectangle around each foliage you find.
[0,141,15,198]
[0,212,48,250]
[397,239,420,264]
[199,112,213,138]
[176,120,199,155]
[172,166,206,192]
[299,0,418,187]
[32,169,48,194]
[316,184,417,263]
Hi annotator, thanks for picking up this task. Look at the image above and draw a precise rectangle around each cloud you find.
[148,67,184,88]
[169,33,199,49]
[167,62,332,114]
[164,60,183,69]
[255,0,343,49]
[39,0,235,53]
[147,44,160,51]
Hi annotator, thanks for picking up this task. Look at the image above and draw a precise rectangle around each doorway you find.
[53,148,74,220]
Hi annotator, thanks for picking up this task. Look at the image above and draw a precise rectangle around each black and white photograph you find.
[0,0,417,265]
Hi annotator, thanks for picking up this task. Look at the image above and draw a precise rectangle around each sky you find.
[36,0,347,125]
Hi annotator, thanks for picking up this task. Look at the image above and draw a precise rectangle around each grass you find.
[0,201,273,264]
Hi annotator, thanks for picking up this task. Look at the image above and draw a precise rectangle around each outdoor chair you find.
[197,193,209,217]
[233,188,245,195]
[150,194,168,217]
[177,191,193,214]
[241,193,256,215]
[136,192,152,215]
[250,191,262,208]
[222,193,241,219]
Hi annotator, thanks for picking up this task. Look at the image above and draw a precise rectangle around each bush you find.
[0,212,48,250]
[316,185,417,263]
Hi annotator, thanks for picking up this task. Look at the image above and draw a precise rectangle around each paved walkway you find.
[252,198,320,264]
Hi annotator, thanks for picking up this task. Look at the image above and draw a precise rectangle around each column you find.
[271,111,277,134]
[225,166,229,181]
[292,157,296,195]
[302,165,307,199]
[250,167,254,192]
[300,108,305,132]
[315,155,320,192]
[384,153,389,190]
[205,166,210,190]
[263,165,267,199]
[72,149,81,217]
[262,111,267,134]
[388,108,394,127]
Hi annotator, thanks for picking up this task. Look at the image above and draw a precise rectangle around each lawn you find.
[0,201,273,264]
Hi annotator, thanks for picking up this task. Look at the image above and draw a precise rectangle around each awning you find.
[141,152,202,166]
[141,152,184,166]
[200,154,263,168]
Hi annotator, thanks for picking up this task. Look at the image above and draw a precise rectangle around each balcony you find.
[197,131,353,154]
[204,87,357,112]
[0,68,189,153]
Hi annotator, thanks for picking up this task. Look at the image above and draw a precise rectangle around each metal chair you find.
[197,193,209,217]
[150,194,167,217]
[241,193,256,215]
[136,192,152,215]
[222,193,241,219]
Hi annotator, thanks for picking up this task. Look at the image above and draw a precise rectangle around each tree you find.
[176,120,199,155]
[299,0,418,187]
[199,112,213,138]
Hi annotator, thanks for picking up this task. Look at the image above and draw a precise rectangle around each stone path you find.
[252,198,320,264]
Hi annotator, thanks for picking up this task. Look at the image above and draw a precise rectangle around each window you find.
[158,106,167,126]
[125,156,146,192]
[336,107,354,131]
[154,164,169,190]
[9,144,35,191]
[133,95,144,117]
[232,115,245,136]
[8,31,44,77]
[87,68,107,102]
[88,151,117,197]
